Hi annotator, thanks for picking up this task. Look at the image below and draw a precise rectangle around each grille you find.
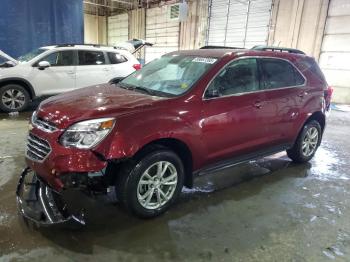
[33,117,57,133]
[26,133,51,162]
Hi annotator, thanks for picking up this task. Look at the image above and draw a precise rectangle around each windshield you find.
[17,48,47,62]
[120,55,217,97]
[0,56,6,64]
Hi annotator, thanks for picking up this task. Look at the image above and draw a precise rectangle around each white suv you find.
[0,40,150,112]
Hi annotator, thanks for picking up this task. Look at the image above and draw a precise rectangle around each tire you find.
[0,84,30,112]
[287,120,322,163]
[116,149,185,218]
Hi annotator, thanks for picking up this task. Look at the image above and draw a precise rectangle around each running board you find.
[194,144,292,177]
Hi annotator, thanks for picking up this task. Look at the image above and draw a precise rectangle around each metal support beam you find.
[84,1,128,10]
[110,0,133,6]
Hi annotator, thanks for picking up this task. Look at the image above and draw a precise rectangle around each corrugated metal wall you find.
[145,6,180,63]
[319,0,350,103]
[108,13,129,46]
[206,0,272,47]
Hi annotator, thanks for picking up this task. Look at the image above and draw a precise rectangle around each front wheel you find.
[287,120,322,163]
[116,149,184,218]
[0,84,30,112]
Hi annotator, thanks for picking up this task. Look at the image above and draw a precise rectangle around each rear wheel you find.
[287,120,322,163]
[115,149,184,218]
[0,84,30,112]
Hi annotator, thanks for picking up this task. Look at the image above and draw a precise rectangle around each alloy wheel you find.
[302,126,319,157]
[1,89,26,110]
[137,161,178,210]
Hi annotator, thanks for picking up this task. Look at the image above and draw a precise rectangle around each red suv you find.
[17,46,331,225]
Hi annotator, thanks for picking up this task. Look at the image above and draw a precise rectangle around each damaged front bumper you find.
[16,167,86,226]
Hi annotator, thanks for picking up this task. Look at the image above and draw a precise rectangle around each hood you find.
[37,83,165,129]
[0,50,17,64]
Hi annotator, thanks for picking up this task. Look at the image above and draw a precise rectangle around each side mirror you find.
[206,88,220,98]
[38,61,51,70]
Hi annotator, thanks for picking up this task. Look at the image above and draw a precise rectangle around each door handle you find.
[298,91,308,98]
[254,101,263,109]
[67,71,75,75]
[103,68,110,71]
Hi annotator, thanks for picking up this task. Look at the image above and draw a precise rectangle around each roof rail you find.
[251,45,305,55]
[200,45,245,50]
[55,43,102,47]
[55,43,129,51]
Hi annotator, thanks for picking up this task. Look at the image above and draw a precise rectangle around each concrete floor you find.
[0,109,349,262]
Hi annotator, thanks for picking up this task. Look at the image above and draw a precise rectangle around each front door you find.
[201,58,270,164]
[29,50,76,95]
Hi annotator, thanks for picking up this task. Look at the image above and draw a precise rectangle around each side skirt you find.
[193,144,292,177]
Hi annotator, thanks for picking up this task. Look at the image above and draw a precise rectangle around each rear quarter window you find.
[108,52,128,64]
[259,58,305,89]
[295,57,327,85]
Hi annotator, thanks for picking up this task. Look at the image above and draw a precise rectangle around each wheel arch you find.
[107,137,194,189]
[293,111,326,146]
[0,78,36,99]
[134,138,194,188]
[306,111,325,133]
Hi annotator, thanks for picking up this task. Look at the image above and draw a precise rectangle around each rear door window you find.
[259,58,305,90]
[108,52,128,64]
[78,51,105,65]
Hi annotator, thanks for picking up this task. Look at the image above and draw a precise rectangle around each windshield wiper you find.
[133,85,157,96]
[118,82,158,96]
[118,82,135,90]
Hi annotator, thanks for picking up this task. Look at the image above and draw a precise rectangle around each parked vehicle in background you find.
[17,46,332,225]
[0,39,151,112]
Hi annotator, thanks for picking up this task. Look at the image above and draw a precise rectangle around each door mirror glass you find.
[38,61,51,69]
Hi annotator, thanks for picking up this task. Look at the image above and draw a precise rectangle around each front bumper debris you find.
[16,167,85,226]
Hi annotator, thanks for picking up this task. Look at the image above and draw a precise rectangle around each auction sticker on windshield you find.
[192,57,217,64]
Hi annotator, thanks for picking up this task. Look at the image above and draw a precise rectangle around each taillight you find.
[324,86,334,110]
[133,64,142,70]
[327,86,334,98]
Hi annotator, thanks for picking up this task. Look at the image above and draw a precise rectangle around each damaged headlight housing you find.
[59,118,115,149]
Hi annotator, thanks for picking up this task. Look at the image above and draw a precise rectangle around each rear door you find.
[201,58,270,164]
[29,50,76,95]
[75,50,111,88]
[257,57,307,145]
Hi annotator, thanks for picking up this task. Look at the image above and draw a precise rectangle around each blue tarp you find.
[0,0,83,58]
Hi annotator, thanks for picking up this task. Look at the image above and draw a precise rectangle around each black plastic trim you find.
[193,144,292,176]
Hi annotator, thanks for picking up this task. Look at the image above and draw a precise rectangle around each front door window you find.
[205,58,259,97]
